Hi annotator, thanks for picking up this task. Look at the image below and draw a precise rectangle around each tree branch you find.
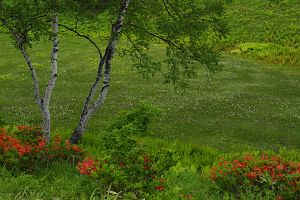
[161,0,177,21]
[58,23,103,59]
[2,19,42,108]
[127,23,182,50]
[164,0,182,19]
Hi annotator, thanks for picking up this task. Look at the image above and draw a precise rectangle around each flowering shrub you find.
[76,146,174,199]
[76,104,177,198]
[0,126,84,171]
[77,104,175,197]
[77,153,168,196]
[210,153,300,199]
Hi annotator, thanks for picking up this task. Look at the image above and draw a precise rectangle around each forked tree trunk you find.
[69,0,131,144]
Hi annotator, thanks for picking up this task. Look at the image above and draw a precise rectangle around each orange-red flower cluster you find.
[0,131,33,156]
[64,139,82,153]
[0,126,84,171]
[77,158,100,176]
[210,153,300,194]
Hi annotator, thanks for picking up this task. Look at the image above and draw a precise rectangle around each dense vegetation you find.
[0,0,299,199]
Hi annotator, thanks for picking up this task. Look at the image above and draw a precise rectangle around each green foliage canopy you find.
[1,0,227,86]
[122,0,228,86]
[60,0,228,87]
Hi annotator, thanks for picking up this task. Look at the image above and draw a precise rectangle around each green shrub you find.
[231,42,300,66]
[106,101,161,134]
[77,103,176,198]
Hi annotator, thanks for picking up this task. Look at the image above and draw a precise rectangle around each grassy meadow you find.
[0,0,300,199]
[0,34,299,152]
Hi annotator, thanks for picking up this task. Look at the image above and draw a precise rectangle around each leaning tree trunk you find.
[69,0,131,144]
[3,14,59,143]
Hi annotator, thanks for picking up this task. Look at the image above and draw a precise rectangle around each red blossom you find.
[77,158,99,176]
[16,125,29,131]
[143,154,150,164]
[247,171,257,180]
[261,154,269,160]
[38,140,46,149]
[72,145,82,152]
[155,185,165,191]
[254,166,261,172]
[237,162,247,168]
[271,156,280,162]
[276,164,284,171]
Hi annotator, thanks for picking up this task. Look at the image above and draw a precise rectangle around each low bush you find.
[210,151,300,199]
[77,103,176,198]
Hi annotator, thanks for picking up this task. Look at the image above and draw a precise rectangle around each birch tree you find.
[60,0,227,144]
[67,0,132,143]
[1,0,227,144]
[0,0,59,143]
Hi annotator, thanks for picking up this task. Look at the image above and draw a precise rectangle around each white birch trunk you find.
[19,47,42,108]
[42,14,59,143]
[70,0,131,144]
[3,14,59,143]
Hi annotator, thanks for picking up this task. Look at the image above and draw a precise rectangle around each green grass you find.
[0,34,299,153]
[0,163,102,199]
[225,0,300,48]
[0,164,227,200]
[223,0,300,66]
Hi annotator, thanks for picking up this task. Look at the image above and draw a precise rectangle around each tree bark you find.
[69,0,131,144]
[19,46,43,107]
[42,14,59,143]
[3,13,58,143]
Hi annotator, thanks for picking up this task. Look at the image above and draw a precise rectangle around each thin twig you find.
[161,0,177,21]
[127,23,182,50]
